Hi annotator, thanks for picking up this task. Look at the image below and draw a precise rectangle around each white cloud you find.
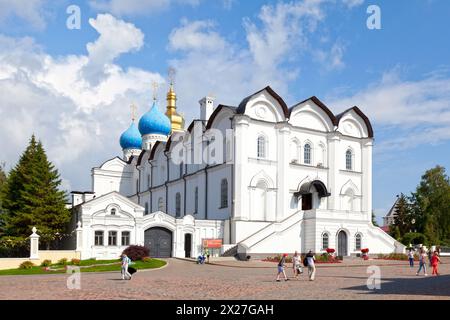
[0,0,48,30]
[83,14,145,85]
[316,41,346,71]
[0,15,164,191]
[89,0,200,16]
[328,69,450,151]
[168,0,333,122]
[341,0,364,8]
[168,20,227,52]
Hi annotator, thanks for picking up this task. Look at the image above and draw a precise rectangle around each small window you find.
[346,149,353,171]
[94,231,104,246]
[136,179,139,193]
[194,187,199,214]
[121,231,130,246]
[355,233,362,250]
[257,136,266,158]
[108,231,117,246]
[322,233,329,250]
[175,193,181,217]
[220,179,228,208]
[110,208,116,216]
[304,144,311,165]
[147,174,151,188]
[145,202,149,215]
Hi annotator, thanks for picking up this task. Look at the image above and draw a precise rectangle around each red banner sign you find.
[202,239,223,248]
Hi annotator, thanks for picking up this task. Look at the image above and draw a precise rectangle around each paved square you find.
[0,258,449,300]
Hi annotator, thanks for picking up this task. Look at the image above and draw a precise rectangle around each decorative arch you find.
[236,86,289,122]
[290,138,301,162]
[336,107,373,138]
[295,180,331,198]
[340,180,360,196]
[249,170,275,189]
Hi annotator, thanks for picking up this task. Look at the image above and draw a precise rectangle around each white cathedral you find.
[68,83,405,260]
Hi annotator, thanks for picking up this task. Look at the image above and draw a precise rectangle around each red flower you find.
[326,248,335,254]
[361,248,369,254]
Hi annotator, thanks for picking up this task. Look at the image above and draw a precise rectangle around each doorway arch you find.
[144,227,173,258]
[337,230,348,257]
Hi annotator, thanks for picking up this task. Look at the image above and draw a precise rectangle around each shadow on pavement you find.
[343,275,450,297]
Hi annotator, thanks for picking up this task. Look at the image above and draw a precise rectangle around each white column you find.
[362,140,373,220]
[29,227,40,260]
[75,221,83,251]
[327,134,340,210]
[276,125,290,221]
[232,116,249,222]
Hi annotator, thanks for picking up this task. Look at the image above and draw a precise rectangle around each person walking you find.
[408,249,415,268]
[416,248,428,276]
[292,251,302,280]
[431,251,441,276]
[306,250,316,281]
[121,253,132,280]
[427,248,433,267]
[276,254,289,282]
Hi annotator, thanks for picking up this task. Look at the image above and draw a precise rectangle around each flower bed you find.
[375,253,419,261]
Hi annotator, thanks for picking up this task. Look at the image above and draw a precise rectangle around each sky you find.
[1,0,450,225]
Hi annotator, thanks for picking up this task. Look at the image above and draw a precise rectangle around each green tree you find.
[371,211,379,227]
[410,166,450,245]
[0,162,7,237]
[392,193,412,237]
[1,135,70,249]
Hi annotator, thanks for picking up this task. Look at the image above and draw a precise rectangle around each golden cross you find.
[151,81,159,101]
[168,67,176,85]
[130,103,137,121]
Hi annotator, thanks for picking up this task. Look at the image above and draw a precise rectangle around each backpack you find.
[303,257,308,267]
[127,257,133,265]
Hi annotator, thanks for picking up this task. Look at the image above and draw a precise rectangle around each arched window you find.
[304,143,311,165]
[355,233,362,250]
[158,197,164,212]
[346,149,353,170]
[290,139,300,163]
[194,187,199,214]
[110,208,116,216]
[220,179,228,208]
[257,136,266,158]
[175,193,181,217]
[136,179,139,193]
[147,174,151,188]
[144,202,149,215]
[322,233,329,250]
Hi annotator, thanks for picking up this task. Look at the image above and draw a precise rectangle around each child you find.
[431,251,441,276]
[292,251,302,280]
[408,249,415,268]
[276,254,289,282]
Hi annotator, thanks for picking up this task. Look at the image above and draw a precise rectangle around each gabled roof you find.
[385,197,400,217]
[76,191,144,210]
[336,106,374,138]
[205,104,236,130]
[236,86,289,118]
[289,96,338,126]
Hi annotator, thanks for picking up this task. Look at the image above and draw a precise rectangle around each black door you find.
[338,231,348,257]
[184,234,192,258]
[144,227,172,258]
[302,194,313,211]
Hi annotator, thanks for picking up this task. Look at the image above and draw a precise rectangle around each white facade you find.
[70,86,405,260]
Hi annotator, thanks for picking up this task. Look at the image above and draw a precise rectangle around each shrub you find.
[40,259,52,267]
[326,248,335,254]
[361,248,369,254]
[57,258,68,266]
[19,261,35,269]
[122,245,150,261]
[71,258,81,265]
[142,257,152,263]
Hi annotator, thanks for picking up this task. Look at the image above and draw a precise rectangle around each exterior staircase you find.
[221,245,238,257]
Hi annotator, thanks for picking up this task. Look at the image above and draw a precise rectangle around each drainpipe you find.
[230,117,234,245]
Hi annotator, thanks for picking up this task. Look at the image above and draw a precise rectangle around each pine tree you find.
[371,211,379,226]
[1,135,70,248]
[392,193,412,237]
[0,162,7,237]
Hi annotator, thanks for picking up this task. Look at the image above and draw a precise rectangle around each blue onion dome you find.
[120,122,142,150]
[138,101,171,136]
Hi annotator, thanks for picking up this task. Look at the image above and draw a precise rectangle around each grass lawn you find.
[0,259,166,276]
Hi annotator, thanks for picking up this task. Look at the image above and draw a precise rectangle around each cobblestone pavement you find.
[0,258,449,300]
